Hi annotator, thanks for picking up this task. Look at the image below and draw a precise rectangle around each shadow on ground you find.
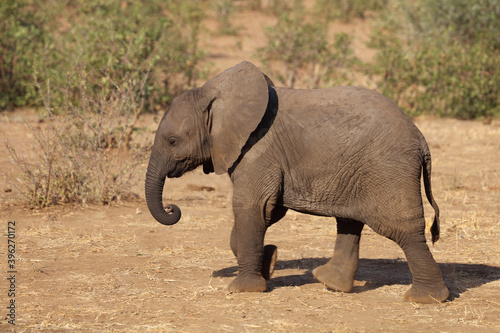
[212,258,500,301]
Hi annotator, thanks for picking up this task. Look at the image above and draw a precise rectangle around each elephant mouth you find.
[166,159,197,178]
[167,169,184,178]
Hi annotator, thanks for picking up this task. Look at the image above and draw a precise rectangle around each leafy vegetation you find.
[1,0,208,111]
[314,0,388,22]
[257,0,359,88]
[3,0,497,118]
[213,0,239,35]
[370,0,500,119]
[0,1,47,109]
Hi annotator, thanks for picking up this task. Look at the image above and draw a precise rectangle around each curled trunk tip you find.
[161,204,182,225]
[145,155,182,225]
[145,191,182,225]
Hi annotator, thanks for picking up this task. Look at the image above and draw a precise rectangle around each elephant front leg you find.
[228,208,268,293]
[313,218,364,292]
[230,226,278,281]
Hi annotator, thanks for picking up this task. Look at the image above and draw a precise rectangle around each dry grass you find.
[1,118,499,332]
[0,92,498,333]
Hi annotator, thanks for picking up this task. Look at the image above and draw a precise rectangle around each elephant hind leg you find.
[313,218,364,292]
[374,218,449,303]
[399,232,449,303]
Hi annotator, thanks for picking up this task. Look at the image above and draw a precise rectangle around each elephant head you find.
[145,62,272,225]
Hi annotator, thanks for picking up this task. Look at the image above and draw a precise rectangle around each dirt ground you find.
[1,5,500,333]
[2,113,500,332]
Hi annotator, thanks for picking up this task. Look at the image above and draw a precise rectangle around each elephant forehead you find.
[161,107,196,132]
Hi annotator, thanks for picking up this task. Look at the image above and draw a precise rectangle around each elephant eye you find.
[167,137,178,147]
[168,138,177,147]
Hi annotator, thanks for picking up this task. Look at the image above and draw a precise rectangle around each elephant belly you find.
[282,174,358,219]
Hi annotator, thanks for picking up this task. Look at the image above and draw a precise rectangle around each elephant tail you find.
[421,137,440,244]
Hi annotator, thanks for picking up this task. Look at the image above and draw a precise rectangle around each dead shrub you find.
[4,68,149,208]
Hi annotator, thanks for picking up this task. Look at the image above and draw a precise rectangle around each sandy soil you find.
[1,4,500,332]
[2,111,500,333]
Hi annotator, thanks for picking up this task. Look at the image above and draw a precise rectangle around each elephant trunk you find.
[145,149,181,225]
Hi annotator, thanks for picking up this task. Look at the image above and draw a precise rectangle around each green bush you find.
[1,0,208,111]
[257,1,359,88]
[50,0,208,110]
[423,0,500,48]
[213,0,239,35]
[314,0,388,22]
[0,1,48,109]
[371,0,500,119]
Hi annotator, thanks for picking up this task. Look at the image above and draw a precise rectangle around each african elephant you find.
[145,61,449,303]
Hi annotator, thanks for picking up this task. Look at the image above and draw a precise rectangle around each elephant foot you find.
[261,245,278,280]
[228,274,267,293]
[404,283,449,303]
[312,262,355,293]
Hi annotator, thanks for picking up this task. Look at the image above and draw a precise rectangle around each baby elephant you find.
[145,61,449,303]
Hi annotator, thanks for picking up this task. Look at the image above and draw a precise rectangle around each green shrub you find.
[423,0,500,48]
[1,0,208,111]
[246,0,262,11]
[0,1,48,109]
[314,0,388,22]
[257,1,359,88]
[371,0,500,119]
[50,0,208,110]
[213,0,239,35]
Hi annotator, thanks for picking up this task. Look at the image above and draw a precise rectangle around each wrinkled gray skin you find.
[145,62,449,303]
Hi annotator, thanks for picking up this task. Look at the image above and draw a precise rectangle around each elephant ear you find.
[201,61,270,174]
